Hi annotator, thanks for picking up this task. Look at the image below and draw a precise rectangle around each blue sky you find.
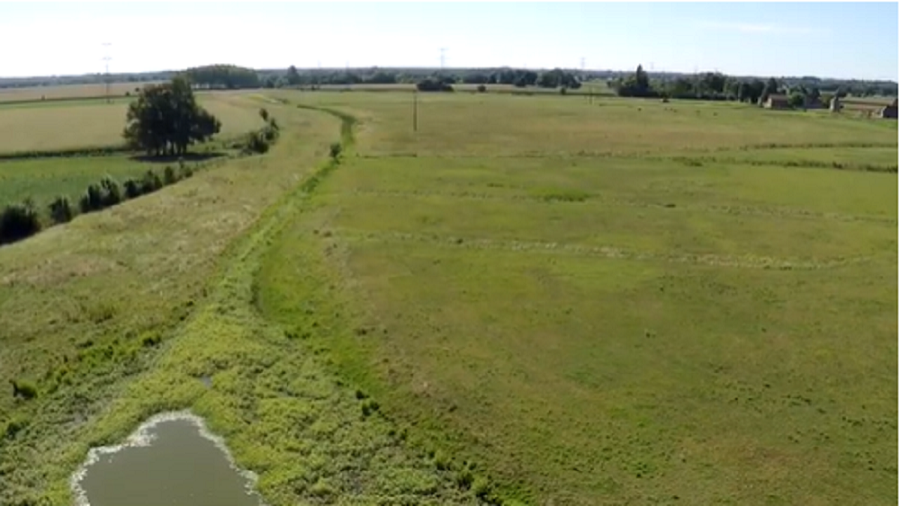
[0,2,897,80]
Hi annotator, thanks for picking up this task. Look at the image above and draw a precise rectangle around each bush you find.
[123,179,143,199]
[476,84,487,93]
[259,107,269,122]
[329,142,342,160]
[179,165,195,179]
[0,200,41,245]
[163,165,178,185]
[79,184,104,213]
[559,87,568,95]
[48,196,74,224]
[242,130,271,154]
[100,176,122,207]
[268,117,279,131]
[262,125,280,142]
[416,78,454,92]
[141,170,163,194]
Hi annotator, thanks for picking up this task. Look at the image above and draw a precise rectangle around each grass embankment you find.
[0,97,489,506]
[259,91,898,505]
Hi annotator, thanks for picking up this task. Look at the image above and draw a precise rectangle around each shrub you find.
[0,200,41,245]
[48,196,74,224]
[123,179,143,199]
[476,84,487,93]
[79,183,104,213]
[141,170,163,194]
[163,165,178,185]
[262,125,280,142]
[559,87,568,95]
[259,107,269,122]
[179,165,195,179]
[100,176,122,207]
[416,78,454,92]
[268,117,279,131]
[329,142,342,160]
[242,130,271,154]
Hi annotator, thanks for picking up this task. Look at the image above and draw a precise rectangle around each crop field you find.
[0,89,896,506]
[0,92,264,152]
[0,82,164,103]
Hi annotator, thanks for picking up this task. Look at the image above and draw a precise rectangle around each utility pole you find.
[413,88,418,132]
[102,42,112,104]
[581,57,589,103]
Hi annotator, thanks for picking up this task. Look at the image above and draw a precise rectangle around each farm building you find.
[877,98,898,119]
[761,94,790,110]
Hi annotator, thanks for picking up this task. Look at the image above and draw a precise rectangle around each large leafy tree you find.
[123,77,221,157]
[760,77,781,102]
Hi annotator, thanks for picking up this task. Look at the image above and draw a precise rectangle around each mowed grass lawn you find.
[261,91,898,505]
[0,92,264,153]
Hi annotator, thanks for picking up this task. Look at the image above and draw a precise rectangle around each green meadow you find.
[0,88,896,506]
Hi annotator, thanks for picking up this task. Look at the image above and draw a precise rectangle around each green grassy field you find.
[0,89,896,506]
[0,92,264,153]
[259,91,897,505]
[0,155,222,213]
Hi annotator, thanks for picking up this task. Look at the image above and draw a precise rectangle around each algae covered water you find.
[71,411,264,506]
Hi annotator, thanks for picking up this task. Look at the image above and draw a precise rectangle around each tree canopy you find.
[183,64,260,89]
[123,77,222,157]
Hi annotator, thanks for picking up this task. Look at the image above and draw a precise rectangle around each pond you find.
[71,411,265,506]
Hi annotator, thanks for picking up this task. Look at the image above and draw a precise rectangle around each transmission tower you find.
[102,42,112,103]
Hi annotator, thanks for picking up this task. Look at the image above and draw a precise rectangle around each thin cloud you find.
[697,20,818,35]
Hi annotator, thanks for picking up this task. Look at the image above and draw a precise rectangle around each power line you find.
[101,42,112,104]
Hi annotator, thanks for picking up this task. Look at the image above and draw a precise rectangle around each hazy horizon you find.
[1,2,897,81]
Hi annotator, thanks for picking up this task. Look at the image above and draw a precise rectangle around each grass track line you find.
[333,228,879,270]
[341,188,897,225]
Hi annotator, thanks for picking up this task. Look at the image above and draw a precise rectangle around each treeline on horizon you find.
[0,64,896,98]
[608,64,894,105]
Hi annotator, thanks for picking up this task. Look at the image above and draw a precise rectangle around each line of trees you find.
[184,64,260,89]
[266,66,583,90]
[610,64,847,106]
[1,65,894,100]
